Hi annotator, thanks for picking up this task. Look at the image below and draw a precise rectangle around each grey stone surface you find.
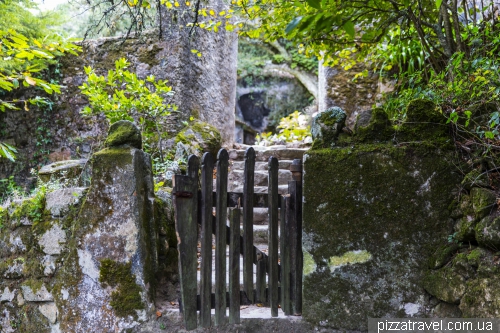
[55,144,157,332]
[45,187,86,217]
[1,287,16,303]
[21,284,54,302]
[42,255,57,276]
[38,159,90,186]
[39,302,58,324]
[39,224,67,255]
[4,260,25,279]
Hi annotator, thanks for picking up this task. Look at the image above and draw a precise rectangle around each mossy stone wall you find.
[303,144,461,330]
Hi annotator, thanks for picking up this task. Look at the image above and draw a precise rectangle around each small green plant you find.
[159,323,166,330]
[80,58,177,167]
[0,176,23,204]
[256,111,312,145]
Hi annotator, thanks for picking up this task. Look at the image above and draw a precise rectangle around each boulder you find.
[311,106,346,148]
[38,159,90,186]
[104,120,142,149]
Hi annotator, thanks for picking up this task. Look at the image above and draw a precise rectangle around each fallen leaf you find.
[156,310,162,319]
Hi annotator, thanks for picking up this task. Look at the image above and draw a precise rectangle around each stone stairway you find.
[226,144,308,246]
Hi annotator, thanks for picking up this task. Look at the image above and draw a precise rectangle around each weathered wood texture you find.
[280,195,291,315]
[229,208,241,324]
[268,157,279,317]
[215,149,229,326]
[256,257,267,304]
[174,155,199,330]
[200,153,214,328]
[289,159,303,315]
[243,147,255,304]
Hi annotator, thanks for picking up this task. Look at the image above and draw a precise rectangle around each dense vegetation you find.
[2,0,500,183]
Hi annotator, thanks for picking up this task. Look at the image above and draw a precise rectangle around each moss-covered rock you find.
[460,277,500,317]
[423,266,467,304]
[475,216,500,249]
[311,107,346,149]
[470,187,497,219]
[302,143,460,330]
[99,259,145,319]
[396,99,450,142]
[461,168,489,190]
[355,108,395,142]
[454,216,477,242]
[105,120,142,149]
[174,120,222,158]
[428,243,460,269]
[450,194,473,219]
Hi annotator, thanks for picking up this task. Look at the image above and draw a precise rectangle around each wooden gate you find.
[173,147,303,330]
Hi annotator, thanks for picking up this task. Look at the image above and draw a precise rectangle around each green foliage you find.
[0,28,80,112]
[80,57,177,168]
[256,111,311,144]
[0,0,80,162]
[0,176,23,203]
[0,142,17,161]
[385,21,500,143]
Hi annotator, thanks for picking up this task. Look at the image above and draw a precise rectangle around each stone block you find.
[302,144,460,330]
[45,187,86,217]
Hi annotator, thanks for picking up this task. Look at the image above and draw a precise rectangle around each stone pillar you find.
[56,121,157,332]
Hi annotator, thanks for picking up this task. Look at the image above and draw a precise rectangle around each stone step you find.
[228,147,308,162]
[229,169,292,189]
[232,184,289,195]
[230,160,294,171]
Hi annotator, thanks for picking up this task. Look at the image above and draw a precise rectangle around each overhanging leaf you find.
[285,16,303,35]
[343,21,355,38]
[305,0,321,10]
[435,0,443,9]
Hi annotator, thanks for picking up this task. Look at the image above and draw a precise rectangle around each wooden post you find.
[256,255,266,303]
[174,155,199,330]
[215,149,229,326]
[200,153,213,328]
[280,195,291,315]
[243,147,255,304]
[229,208,241,324]
[268,156,279,317]
[289,159,303,315]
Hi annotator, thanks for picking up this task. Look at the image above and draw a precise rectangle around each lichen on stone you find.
[329,250,372,272]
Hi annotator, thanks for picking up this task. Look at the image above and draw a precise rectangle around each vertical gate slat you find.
[215,149,229,326]
[280,195,291,315]
[174,155,199,331]
[229,208,241,324]
[268,156,279,317]
[243,147,255,304]
[256,256,266,303]
[289,159,303,315]
[200,153,214,328]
